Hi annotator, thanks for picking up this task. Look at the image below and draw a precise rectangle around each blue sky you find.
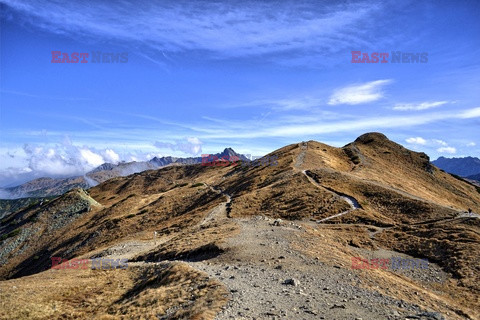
[0,0,479,187]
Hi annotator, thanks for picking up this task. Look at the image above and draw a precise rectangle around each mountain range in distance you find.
[0,148,250,199]
[432,156,480,178]
[2,146,480,201]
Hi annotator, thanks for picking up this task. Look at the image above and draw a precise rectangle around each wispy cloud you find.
[0,89,90,101]
[393,101,449,111]
[239,97,323,111]
[328,79,393,105]
[190,106,480,139]
[406,137,448,147]
[154,137,203,155]
[458,107,480,119]
[1,0,382,62]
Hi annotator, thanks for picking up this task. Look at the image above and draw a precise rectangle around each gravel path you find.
[188,217,443,320]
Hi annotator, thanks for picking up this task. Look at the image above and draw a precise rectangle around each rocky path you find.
[188,217,445,320]
[293,142,361,223]
[456,211,480,219]
[294,141,308,169]
[302,169,361,223]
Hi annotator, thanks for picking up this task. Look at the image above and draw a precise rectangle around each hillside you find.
[1,133,479,319]
[0,197,54,220]
[0,177,90,199]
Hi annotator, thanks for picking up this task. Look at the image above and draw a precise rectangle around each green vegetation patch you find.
[191,183,204,188]
[0,228,21,241]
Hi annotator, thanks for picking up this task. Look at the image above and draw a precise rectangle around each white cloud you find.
[328,79,393,105]
[154,137,203,155]
[437,147,456,154]
[467,142,476,147]
[406,137,454,152]
[79,148,104,167]
[0,142,131,187]
[406,137,427,145]
[458,107,480,119]
[432,139,447,146]
[187,137,201,145]
[393,101,448,111]
[103,149,120,163]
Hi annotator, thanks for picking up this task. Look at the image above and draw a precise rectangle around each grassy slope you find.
[1,132,480,318]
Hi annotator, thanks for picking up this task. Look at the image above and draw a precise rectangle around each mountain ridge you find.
[1,132,479,319]
[432,156,480,177]
[0,148,249,199]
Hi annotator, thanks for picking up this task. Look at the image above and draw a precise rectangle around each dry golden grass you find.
[375,218,480,298]
[0,262,228,320]
[0,169,227,279]
[294,224,479,320]
[226,172,350,219]
[346,133,480,211]
[132,220,239,263]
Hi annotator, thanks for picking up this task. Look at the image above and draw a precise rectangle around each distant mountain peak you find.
[219,147,241,157]
[432,156,480,177]
[88,163,116,173]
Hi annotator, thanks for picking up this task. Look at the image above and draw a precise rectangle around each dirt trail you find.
[302,169,361,223]
[204,183,232,219]
[456,211,480,219]
[293,142,360,223]
[294,141,308,170]
[88,184,232,261]
[87,238,167,261]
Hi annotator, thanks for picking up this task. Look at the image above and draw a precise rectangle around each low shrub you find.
[191,183,204,188]
[351,155,361,164]
[0,228,21,241]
